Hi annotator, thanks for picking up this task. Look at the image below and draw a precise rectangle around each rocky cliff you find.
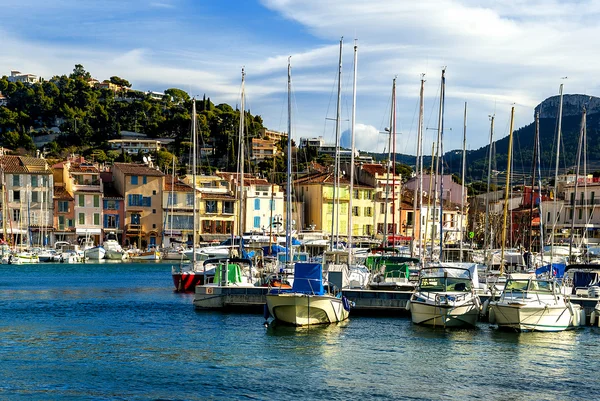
[534,94,600,119]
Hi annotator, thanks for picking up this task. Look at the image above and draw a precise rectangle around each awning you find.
[76,228,102,234]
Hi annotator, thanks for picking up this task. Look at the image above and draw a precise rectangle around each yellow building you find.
[182,175,238,241]
[295,172,375,238]
[112,163,165,248]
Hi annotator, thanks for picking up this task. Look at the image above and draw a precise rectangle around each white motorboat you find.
[84,246,106,261]
[408,263,481,328]
[9,252,40,264]
[103,234,126,260]
[489,273,585,332]
[129,250,161,261]
[266,262,351,326]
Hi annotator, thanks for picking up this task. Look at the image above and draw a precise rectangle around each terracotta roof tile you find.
[53,185,74,200]
[113,163,165,177]
[201,193,235,200]
[165,175,193,192]
[0,155,51,174]
[361,163,387,176]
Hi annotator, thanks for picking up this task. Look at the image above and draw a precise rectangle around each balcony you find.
[72,179,103,193]
[126,224,142,233]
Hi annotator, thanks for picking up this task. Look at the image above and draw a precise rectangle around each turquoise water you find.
[0,263,598,400]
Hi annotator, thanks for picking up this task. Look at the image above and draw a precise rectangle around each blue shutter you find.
[128,194,132,206]
[103,200,108,209]
[115,215,120,228]
[103,214,108,228]
[115,201,119,210]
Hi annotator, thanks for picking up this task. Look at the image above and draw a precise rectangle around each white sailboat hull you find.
[409,294,480,327]
[266,293,350,326]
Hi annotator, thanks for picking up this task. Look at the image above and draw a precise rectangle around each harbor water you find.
[1,262,599,400]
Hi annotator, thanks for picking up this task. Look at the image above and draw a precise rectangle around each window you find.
[364,207,373,217]
[579,208,583,220]
[364,225,372,236]
[202,220,212,233]
[152,223,156,229]
[128,194,143,206]
[254,199,260,210]
[352,206,360,216]
[58,215,65,230]
[407,211,414,226]
[105,215,119,229]
[152,209,156,214]
[223,201,234,214]
[380,203,385,214]
[59,201,69,213]
[68,219,74,228]
[131,213,141,225]
[254,216,261,228]
[79,194,85,207]
[12,174,19,187]
[104,200,117,210]
[79,213,85,225]
[353,189,359,199]
[93,195,100,208]
[31,191,38,203]
[12,209,20,222]
[31,175,38,187]
[143,197,151,207]
[206,200,217,213]
[152,190,156,195]
[13,190,20,202]
[186,193,194,207]
[143,176,147,184]
[131,176,138,185]
[168,193,178,206]
[94,213,100,225]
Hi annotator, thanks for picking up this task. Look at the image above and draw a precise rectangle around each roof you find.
[69,163,99,174]
[201,193,235,200]
[361,163,387,176]
[0,155,51,174]
[165,175,194,192]
[53,185,74,200]
[113,163,165,177]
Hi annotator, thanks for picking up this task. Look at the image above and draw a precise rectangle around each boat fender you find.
[591,310,596,327]
[482,299,490,316]
[580,309,587,327]
[474,296,482,310]
[342,296,351,312]
[488,306,496,324]
[405,299,411,311]
[263,304,271,320]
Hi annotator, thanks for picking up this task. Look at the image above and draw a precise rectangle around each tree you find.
[164,88,190,104]
[395,163,413,182]
[70,64,91,80]
[109,76,131,88]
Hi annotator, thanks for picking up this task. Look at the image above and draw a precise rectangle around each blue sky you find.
[3,0,600,156]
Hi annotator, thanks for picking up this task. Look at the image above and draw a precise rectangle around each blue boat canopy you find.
[535,263,566,278]
[292,263,324,295]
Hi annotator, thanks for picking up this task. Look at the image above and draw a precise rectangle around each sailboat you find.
[266,54,351,326]
[172,98,209,292]
[488,106,585,331]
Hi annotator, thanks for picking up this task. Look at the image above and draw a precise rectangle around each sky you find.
[2,0,600,156]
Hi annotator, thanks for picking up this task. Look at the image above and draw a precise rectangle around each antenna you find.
[143,156,148,164]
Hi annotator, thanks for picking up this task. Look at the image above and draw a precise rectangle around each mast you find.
[437,68,446,259]
[347,39,358,257]
[528,113,539,253]
[330,37,343,250]
[286,58,292,264]
[412,76,425,260]
[536,112,545,262]
[192,99,197,265]
[483,115,495,262]
[460,102,467,262]
[382,79,395,248]
[427,142,435,257]
[237,68,246,257]
[551,83,564,259]
[392,78,397,246]
[499,106,515,275]
[569,108,586,262]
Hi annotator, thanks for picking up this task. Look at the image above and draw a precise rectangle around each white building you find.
[8,70,40,84]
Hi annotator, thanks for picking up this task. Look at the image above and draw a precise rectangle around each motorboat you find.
[129,249,161,261]
[488,273,585,332]
[265,262,351,326]
[9,252,40,264]
[103,233,126,260]
[171,254,212,292]
[84,246,106,261]
[367,255,418,291]
[408,264,481,328]
[193,258,258,308]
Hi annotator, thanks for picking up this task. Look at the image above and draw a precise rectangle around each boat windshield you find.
[505,279,554,293]
[419,277,472,292]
